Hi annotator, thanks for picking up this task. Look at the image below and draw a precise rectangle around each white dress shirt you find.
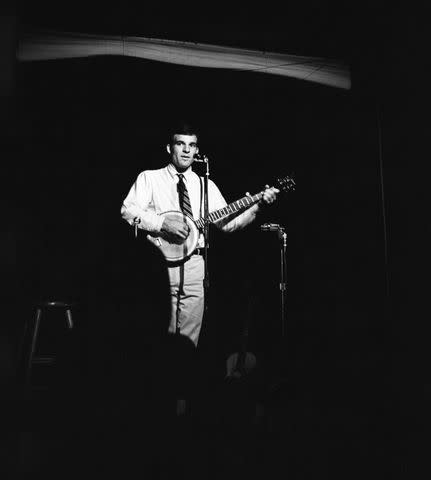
[121,163,259,246]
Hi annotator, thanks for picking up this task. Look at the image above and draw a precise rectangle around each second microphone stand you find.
[261,223,288,338]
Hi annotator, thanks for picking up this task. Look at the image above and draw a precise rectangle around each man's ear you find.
[166,144,171,154]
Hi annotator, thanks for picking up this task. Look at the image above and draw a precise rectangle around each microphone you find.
[260,223,281,232]
[193,153,208,162]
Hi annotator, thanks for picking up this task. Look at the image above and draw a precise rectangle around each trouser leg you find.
[168,256,205,346]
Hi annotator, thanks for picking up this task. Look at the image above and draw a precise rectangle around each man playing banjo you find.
[121,122,279,346]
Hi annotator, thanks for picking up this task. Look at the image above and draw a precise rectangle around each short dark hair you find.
[167,121,199,145]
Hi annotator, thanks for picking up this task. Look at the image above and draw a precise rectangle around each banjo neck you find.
[144,175,294,263]
[194,192,263,229]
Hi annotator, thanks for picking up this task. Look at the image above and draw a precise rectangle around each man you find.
[121,122,279,346]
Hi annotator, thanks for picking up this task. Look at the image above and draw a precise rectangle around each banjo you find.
[146,175,295,264]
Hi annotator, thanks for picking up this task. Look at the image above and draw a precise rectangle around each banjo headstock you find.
[275,174,296,193]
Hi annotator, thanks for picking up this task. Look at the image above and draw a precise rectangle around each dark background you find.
[1,3,429,478]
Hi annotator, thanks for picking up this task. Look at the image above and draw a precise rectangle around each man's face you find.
[167,134,199,172]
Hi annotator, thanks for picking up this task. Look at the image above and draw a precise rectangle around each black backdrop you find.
[14,48,386,380]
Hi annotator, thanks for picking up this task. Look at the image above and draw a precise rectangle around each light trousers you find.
[167,254,205,346]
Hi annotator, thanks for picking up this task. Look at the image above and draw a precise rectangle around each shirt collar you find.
[167,163,194,182]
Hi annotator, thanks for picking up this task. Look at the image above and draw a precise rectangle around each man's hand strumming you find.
[160,214,190,244]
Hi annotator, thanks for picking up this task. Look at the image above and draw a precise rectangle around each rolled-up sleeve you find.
[209,180,259,233]
[121,172,164,233]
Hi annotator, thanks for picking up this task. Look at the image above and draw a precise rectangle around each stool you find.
[24,301,74,386]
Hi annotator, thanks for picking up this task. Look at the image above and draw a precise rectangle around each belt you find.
[193,248,205,256]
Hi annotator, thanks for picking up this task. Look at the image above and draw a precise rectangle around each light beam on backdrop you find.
[17,30,351,90]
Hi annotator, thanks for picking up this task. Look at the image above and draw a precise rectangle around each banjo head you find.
[148,210,199,263]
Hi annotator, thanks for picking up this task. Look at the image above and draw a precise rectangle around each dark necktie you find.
[177,174,194,218]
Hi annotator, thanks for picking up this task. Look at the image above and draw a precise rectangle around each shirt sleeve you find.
[121,171,164,233]
[209,180,260,233]
[208,179,228,211]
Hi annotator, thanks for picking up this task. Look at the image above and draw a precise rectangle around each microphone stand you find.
[260,222,291,396]
[260,223,288,338]
[203,157,210,311]
[195,154,210,312]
